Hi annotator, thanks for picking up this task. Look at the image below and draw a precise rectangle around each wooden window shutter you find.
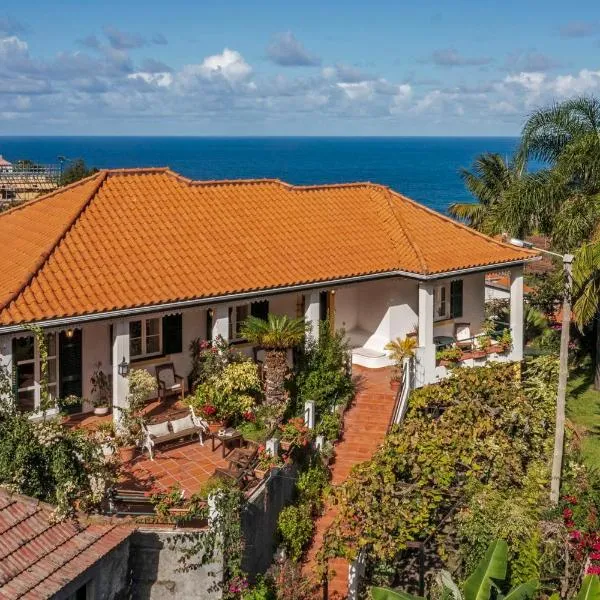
[162,314,183,354]
[450,280,463,319]
[250,300,269,321]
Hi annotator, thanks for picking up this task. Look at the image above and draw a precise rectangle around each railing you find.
[388,357,413,431]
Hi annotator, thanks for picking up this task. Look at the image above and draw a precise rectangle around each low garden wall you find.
[241,463,299,577]
[129,529,223,599]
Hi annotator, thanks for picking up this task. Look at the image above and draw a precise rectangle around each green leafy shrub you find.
[315,411,342,441]
[296,321,354,417]
[242,577,275,600]
[278,503,314,561]
[296,461,330,509]
[0,412,115,517]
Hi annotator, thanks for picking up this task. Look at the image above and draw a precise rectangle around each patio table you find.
[211,428,243,458]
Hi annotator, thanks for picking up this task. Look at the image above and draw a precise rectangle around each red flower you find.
[570,530,583,541]
[589,552,600,561]
[563,495,578,505]
[243,411,256,422]
[563,508,574,519]
[202,404,217,416]
[587,565,600,575]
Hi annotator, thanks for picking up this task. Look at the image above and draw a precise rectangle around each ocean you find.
[0,137,518,213]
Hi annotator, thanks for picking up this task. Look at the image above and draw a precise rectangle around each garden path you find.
[303,366,397,598]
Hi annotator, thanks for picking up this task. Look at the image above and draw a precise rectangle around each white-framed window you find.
[434,284,448,320]
[129,317,162,359]
[229,304,249,341]
[433,279,464,321]
[14,333,59,412]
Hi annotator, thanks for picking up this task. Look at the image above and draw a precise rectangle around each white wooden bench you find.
[142,408,209,460]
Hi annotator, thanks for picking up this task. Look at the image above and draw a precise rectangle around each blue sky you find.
[1,0,600,135]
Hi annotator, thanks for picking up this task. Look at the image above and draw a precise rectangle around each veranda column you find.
[509,266,524,361]
[417,282,436,386]
[0,335,12,406]
[112,320,130,426]
[212,305,229,343]
[304,291,320,346]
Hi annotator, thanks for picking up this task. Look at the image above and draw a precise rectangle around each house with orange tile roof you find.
[0,168,537,417]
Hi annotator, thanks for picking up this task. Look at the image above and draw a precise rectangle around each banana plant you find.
[371,540,537,600]
[574,576,600,600]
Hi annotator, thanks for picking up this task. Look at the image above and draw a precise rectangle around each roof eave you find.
[0,256,535,334]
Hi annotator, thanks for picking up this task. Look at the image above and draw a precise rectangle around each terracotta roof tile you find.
[0,168,536,326]
[0,489,131,599]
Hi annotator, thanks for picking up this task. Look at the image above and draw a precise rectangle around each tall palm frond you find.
[572,242,600,328]
[520,96,600,164]
[241,314,306,349]
[449,152,524,231]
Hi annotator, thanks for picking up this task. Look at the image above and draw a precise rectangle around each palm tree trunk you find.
[595,313,600,390]
[263,349,289,425]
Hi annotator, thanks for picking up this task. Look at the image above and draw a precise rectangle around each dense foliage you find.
[0,411,115,517]
[321,361,557,566]
[295,320,354,418]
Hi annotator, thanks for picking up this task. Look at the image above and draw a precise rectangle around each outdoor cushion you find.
[160,370,175,387]
[170,414,195,434]
[146,421,171,438]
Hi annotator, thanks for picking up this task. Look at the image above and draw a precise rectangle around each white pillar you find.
[304,400,315,429]
[510,267,524,361]
[304,291,320,345]
[212,305,229,343]
[266,437,280,457]
[0,335,13,407]
[417,282,436,386]
[348,549,366,600]
[112,320,130,426]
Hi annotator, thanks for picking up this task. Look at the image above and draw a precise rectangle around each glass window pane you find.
[17,389,35,412]
[47,358,57,384]
[130,339,142,357]
[45,333,57,358]
[129,320,142,339]
[14,336,34,362]
[146,336,160,354]
[146,318,160,337]
[17,362,35,389]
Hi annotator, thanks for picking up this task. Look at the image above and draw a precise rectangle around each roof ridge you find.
[0,171,109,314]
[0,171,104,218]
[388,189,539,258]
[381,187,429,273]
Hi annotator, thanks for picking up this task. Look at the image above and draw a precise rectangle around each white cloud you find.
[190,48,252,83]
[0,35,28,60]
[128,71,173,87]
[552,69,600,96]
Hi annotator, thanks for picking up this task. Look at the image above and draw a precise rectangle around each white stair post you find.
[304,400,315,429]
[417,282,436,386]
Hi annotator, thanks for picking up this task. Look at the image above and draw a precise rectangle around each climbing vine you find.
[320,360,557,570]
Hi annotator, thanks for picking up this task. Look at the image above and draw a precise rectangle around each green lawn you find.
[567,367,600,467]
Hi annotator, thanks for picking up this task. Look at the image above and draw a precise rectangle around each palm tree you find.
[241,314,306,424]
[448,153,524,233]
[514,96,600,250]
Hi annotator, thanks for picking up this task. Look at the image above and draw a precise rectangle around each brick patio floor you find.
[303,366,397,598]
[65,400,229,496]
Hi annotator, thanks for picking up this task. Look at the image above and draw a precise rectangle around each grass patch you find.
[567,365,600,467]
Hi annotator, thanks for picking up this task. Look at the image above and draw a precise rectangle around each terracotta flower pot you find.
[280,440,292,452]
[390,379,401,392]
[471,350,486,359]
[94,406,110,416]
[208,421,225,433]
[118,446,137,463]
[255,468,269,479]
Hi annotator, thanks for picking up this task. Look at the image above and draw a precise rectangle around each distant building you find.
[0,155,13,173]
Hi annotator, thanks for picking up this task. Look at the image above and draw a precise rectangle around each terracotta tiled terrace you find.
[303,366,397,598]
[65,400,229,496]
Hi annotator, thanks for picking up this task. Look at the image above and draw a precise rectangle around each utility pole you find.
[510,238,573,505]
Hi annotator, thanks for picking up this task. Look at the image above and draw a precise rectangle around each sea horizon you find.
[0,136,519,213]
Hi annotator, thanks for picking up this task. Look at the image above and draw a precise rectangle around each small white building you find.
[0,155,13,172]
[0,168,537,419]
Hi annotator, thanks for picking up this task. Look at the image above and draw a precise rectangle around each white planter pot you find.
[94,406,110,416]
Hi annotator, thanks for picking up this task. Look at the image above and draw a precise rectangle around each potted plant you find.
[115,368,156,462]
[315,412,342,442]
[90,362,111,416]
[255,445,284,479]
[92,420,118,457]
[279,417,312,451]
[320,440,335,466]
[384,336,417,391]
[499,328,512,352]
[436,346,463,367]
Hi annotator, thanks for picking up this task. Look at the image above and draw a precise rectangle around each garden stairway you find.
[303,366,397,598]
